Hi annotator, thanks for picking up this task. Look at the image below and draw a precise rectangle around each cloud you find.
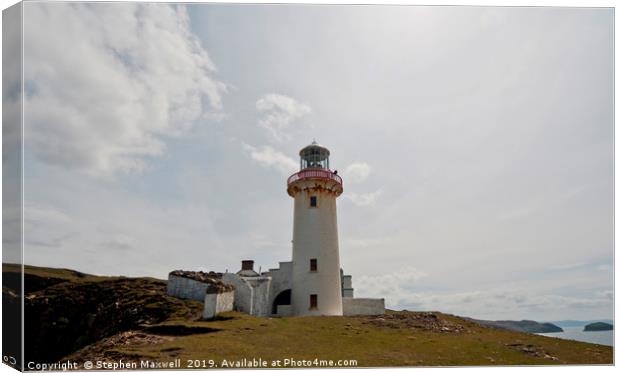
[2,4,22,164]
[355,267,613,319]
[22,178,229,277]
[344,162,371,183]
[256,94,311,142]
[341,163,379,206]
[415,290,614,320]
[355,267,428,309]
[242,143,298,175]
[598,290,613,300]
[25,203,72,227]
[344,237,391,248]
[548,262,588,271]
[99,235,136,251]
[23,3,227,178]
[343,189,383,206]
[23,203,77,250]
[596,264,612,272]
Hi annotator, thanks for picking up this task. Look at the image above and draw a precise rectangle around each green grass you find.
[100,311,612,367]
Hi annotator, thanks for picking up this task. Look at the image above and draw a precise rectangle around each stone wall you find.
[342,298,385,316]
[203,291,234,319]
[167,274,210,302]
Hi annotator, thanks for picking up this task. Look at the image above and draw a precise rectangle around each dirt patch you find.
[505,343,559,361]
[142,324,219,336]
[362,312,469,333]
[63,331,174,364]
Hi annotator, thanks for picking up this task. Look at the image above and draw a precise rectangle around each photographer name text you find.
[27,357,358,370]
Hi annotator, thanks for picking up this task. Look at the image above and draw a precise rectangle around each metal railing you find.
[287,169,343,185]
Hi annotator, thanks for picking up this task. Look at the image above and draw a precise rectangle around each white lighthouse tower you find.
[287,141,344,316]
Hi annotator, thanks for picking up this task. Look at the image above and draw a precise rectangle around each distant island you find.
[552,320,613,328]
[584,322,613,332]
[466,318,563,333]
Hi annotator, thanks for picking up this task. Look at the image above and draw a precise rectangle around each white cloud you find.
[344,162,371,183]
[344,237,391,248]
[25,203,72,227]
[99,234,136,251]
[400,290,614,320]
[355,267,612,319]
[22,174,229,277]
[343,189,383,206]
[23,3,227,178]
[256,94,311,142]
[242,143,298,175]
[355,267,427,309]
[596,264,612,272]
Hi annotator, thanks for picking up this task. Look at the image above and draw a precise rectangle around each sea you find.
[537,326,613,347]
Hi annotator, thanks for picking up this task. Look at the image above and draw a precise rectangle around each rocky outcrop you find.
[8,266,203,365]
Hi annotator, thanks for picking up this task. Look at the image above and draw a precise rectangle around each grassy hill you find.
[4,264,613,367]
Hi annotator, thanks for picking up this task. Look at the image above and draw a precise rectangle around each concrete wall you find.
[221,273,272,316]
[276,305,293,317]
[203,291,235,319]
[244,276,272,317]
[289,178,343,316]
[342,275,352,288]
[167,274,210,302]
[222,273,252,313]
[266,261,293,314]
[342,298,385,316]
[341,274,354,298]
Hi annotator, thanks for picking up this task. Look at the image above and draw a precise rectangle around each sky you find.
[5,3,613,321]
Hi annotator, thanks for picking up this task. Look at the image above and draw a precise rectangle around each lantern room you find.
[299,140,330,170]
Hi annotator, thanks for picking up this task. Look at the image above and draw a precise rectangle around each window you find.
[310,294,318,309]
[310,258,317,272]
[310,196,317,207]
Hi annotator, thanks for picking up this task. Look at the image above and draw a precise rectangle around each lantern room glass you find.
[300,148,329,170]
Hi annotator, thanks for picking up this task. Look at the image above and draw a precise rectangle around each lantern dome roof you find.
[299,140,330,157]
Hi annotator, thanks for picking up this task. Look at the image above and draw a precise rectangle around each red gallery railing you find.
[287,169,343,186]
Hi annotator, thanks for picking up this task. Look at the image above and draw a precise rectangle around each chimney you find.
[241,260,254,271]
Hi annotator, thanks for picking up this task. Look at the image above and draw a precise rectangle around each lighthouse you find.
[287,141,344,316]
[168,141,386,318]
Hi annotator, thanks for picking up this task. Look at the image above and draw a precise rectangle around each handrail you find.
[287,169,342,185]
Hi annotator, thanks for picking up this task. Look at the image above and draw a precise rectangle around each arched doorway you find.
[272,289,291,315]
